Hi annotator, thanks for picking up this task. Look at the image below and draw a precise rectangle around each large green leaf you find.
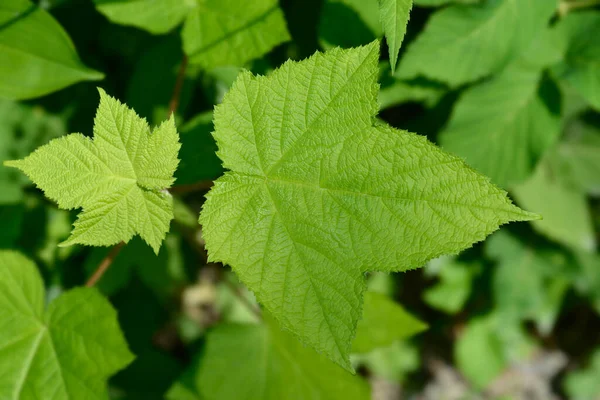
[168,316,370,400]
[0,251,134,399]
[200,42,536,370]
[181,0,291,69]
[378,0,413,72]
[5,89,181,253]
[513,152,596,252]
[440,67,561,189]
[552,12,600,110]
[396,0,557,86]
[94,0,193,34]
[0,0,103,100]
[414,0,478,6]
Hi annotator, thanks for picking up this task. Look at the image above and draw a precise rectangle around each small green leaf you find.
[181,0,291,69]
[564,350,600,400]
[0,250,134,399]
[378,0,412,72]
[513,153,596,252]
[397,0,557,86]
[487,231,569,333]
[169,315,370,400]
[440,68,561,189]
[352,292,427,353]
[552,12,600,110]
[0,0,103,100]
[424,258,477,314]
[4,89,181,253]
[94,0,193,34]
[201,42,536,370]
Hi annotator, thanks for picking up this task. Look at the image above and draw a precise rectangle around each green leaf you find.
[552,12,600,110]
[319,0,382,49]
[396,0,557,86]
[200,42,537,370]
[440,68,561,189]
[487,231,569,333]
[94,0,193,34]
[513,152,596,252]
[169,316,370,400]
[352,292,427,353]
[0,0,103,100]
[4,89,181,254]
[424,257,477,314]
[351,340,420,382]
[564,350,600,400]
[552,121,600,195]
[0,250,134,399]
[181,0,291,69]
[378,0,412,72]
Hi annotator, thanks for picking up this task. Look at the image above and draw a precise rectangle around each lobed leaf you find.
[4,89,181,253]
[0,251,134,399]
[201,42,537,369]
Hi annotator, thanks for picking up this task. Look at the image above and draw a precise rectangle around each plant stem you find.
[559,0,600,16]
[86,241,125,287]
[169,180,214,195]
[168,55,188,116]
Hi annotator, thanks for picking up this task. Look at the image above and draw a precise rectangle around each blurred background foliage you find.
[1,0,600,399]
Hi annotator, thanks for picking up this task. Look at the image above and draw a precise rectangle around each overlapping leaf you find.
[182,0,291,69]
[5,89,180,253]
[200,42,536,369]
[0,251,134,399]
[0,0,103,99]
[94,0,193,34]
[396,0,557,86]
[552,12,600,110]
[378,0,413,72]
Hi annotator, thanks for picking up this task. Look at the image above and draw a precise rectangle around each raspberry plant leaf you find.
[182,0,291,69]
[0,0,104,100]
[93,0,193,35]
[378,0,413,73]
[4,89,180,254]
[0,251,134,399]
[200,41,538,370]
[397,0,557,86]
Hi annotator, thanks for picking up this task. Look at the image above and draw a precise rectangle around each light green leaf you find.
[352,292,426,353]
[200,42,537,370]
[424,258,477,314]
[513,153,596,252]
[4,89,180,253]
[552,12,600,110]
[181,0,291,69]
[0,0,103,100]
[553,122,600,195]
[378,0,412,72]
[487,231,568,333]
[397,0,557,86]
[571,252,600,314]
[94,0,193,34]
[564,350,600,400]
[169,316,370,400]
[0,251,134,399]
[319,0,382,49]
[351,340,420,382]
[440,68,561,189]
